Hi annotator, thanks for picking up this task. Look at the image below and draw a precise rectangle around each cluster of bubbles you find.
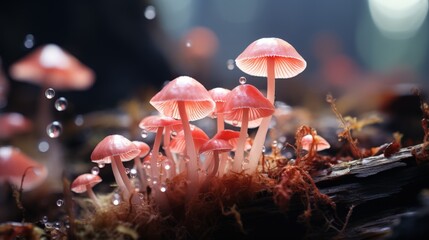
[44,88,68,139]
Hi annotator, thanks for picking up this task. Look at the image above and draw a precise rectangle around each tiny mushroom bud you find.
[301,134,331,152]
[90,134,140,199]
[71,173,102,208]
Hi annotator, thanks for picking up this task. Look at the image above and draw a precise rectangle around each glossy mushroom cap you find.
[170,125,209,153]
[91,134,140,164]
[199,138,233,155]
[301,134,331,151]
[132,141,151,158]
[223,84,275,123]
[208,87,231,114]
[138,115,183,133]
[235,37,307,79]
[9,44,95,90]
[0,146,48,191]
[71,173,102,193]
[149,76,215,121]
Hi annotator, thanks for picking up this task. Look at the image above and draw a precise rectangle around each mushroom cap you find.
[91,134,140,164]
[9,44,95,90]
[0,146,48,191]
[208,87,231,114]
[149,76,215,121]
[0,112,32,139]
[301,134,331,151]
[199,138,233,154]
[223,84,275,123]
[170,125,209,153]
[138,115,182,132]
[213,129,240,141]
[132,141,151,158]
[71,173,102,193]
[235,37,306,79]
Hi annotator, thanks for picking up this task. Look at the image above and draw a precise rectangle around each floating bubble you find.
[54,97,68,111]
[24,34,34,49]
[144,5,156,20]
[56,199,64,207]
[227,59,235,70]
[239,76,247,84]
[46,121,62,138]
[74,115,84,126]
[91,167,100,175]
[38,141,50,152]
[45,88,55,99]
[141,129,148,138]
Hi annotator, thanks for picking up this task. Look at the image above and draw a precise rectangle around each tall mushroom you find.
[71,173,103,208]
[90,134,140,199]
[235,37,307,174]
[149,76,215,198]
[0,146,48,191]
[223,84,275,173]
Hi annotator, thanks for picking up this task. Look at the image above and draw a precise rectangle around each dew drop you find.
[160,184,167,192]
[141,129,148,138]
[98,163,105,169]
[152,177,159,186]
[38,141,50,153]
[144,5,156,20]
[45,88,55,99]
[125,168,130,174]
[45,222,53,228]
[46,121,62,138]
[112,193,121,206]
[239,76,247,84]
[130,168,138,178]
[163,160,172,170]
[42,216,48,223]
[56,199,64,207]
[262,146,266,153]
[24,34,35,49]
[53,222,62,229]
[226,59,235,70]
[91,166,100,175]
[272,140,278,147]
[54,97,68,111]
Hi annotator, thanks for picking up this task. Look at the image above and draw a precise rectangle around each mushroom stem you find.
[86,184,101,208]
[112,155,134,199]
[177,101,199,198]
[246,59,275,174]
[163,126,176,177]
[134,157,148,192]
[232,108,249,173]
[150,127,164,181]
[210,151,221,178]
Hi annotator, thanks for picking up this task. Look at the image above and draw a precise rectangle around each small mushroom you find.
[223,84,275,173]
[90,134,140,199]
[0,146,47,191]
[301,134,331,152]
[71,173,102,208]
[208,87,231,132]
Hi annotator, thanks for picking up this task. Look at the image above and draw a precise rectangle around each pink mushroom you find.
[199,138,233,178]
[138,115,182,179]
[235,38,307,174]
[223,84,275,173]
[0,146,48,191]
[212,129,240,175]
[0,113,32,140]
[301,134,331,152]
[149,76,214,198]
[208,87,231,132]
[71,173,102,208]
[90,134,140,199]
